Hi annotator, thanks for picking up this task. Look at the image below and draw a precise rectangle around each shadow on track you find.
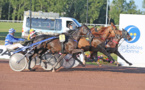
[0,60,9,63]
[1,60,145,74]
[59,65,145,74]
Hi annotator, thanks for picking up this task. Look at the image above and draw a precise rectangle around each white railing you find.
[0,20,23,23]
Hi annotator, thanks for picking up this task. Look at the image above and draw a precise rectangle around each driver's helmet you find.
[29,29,36,37]
[27,29,37,40]
[9,28,15,33]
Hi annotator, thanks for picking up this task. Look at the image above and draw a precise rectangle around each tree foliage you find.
[109,0,142,24]
[0,0,143,24]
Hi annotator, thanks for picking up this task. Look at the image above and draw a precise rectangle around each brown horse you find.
[105,29,132,65]
[28,25,90,72]
[90,23,118,38]
[90,24,132,66]
[78,24,117,64]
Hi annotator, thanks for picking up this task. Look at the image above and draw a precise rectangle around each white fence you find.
[0,20,23,23]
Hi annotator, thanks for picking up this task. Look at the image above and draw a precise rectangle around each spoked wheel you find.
[9,53,27,72]
[25,57,40,70]
[41,54,63,70]
[54,54,63,69]
[62,54,75,69]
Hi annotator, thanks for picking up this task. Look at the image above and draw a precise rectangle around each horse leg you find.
[28,55,36,71]
[72,49,86,67]
[89,51,95,62]
[92,51,98,62]
[93,51,102,66]
[72,53,85,67]
[52,54,66,72]
[97,45,116,64]
[114,50,132,66]
[90,51,101,65]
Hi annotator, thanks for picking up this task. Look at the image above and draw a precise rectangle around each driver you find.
[5,28,25,50]
[27,29,37,40]
[68,22,73,30]
[21,29,37,46]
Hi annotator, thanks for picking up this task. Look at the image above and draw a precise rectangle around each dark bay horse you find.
[105,29,132,65]
[78,24,117,64]
[90,24,132,66]
[27,25,90,72]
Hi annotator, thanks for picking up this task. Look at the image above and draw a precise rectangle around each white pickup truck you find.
[22,11,82,38]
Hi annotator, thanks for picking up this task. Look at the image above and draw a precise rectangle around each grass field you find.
[0,22,117,63]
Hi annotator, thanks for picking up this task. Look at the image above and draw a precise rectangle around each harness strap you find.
[14,37,58,53]
[95,27,98,32]
[112,40,118,44]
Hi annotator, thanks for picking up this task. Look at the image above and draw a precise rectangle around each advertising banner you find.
[0,45,11,59]
[118,14,145,67]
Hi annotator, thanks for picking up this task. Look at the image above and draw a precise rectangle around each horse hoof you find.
[83,61,86,65]
[99,64,102,67]
[110,61,114,64]
[86,59,93,62]
[129,63,132,66]
[82,64,85,67]
[52,68,56,72]
[29,68,35,71]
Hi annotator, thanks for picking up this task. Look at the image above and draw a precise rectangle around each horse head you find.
[79,24,90,35]
[90,26,98,33]
[122,29,132,41]
[108,29,132,43]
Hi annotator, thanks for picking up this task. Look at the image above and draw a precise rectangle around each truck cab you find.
[22,11,81,38]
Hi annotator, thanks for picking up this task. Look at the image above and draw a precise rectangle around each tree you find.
[0,0,4,19]
[88,0,107,24]
[109,0,142,25]
[142,0,145,14]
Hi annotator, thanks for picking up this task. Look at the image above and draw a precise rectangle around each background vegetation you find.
[0,0,144,24]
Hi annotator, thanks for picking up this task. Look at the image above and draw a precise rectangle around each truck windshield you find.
[73,19,81,27]
[26,18,62,30]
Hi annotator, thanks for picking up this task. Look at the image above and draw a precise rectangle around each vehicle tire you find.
[25,57,40,70]
[62,54,75,69]
[9,53,27,72]
[41,54,63,70]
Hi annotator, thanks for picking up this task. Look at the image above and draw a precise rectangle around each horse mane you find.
[66,30,76,34]
[111,22,118,30]
[98,26,108,33]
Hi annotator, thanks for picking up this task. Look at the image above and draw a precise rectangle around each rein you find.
[109,31,126,47]
[112,39,118,44]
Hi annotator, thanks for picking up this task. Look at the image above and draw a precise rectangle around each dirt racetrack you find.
[0,59,145,90]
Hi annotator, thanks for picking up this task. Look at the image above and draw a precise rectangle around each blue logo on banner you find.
[124,25,140,43]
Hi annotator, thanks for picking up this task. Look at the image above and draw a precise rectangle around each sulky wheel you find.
[62,54,75,69]
[25,57,39,70]
[9,53,27,72]
[41,54,63,70]
[54,54,63,69]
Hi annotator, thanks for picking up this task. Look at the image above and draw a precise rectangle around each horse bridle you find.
[122,29,128,39]
[110,28,129,47]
